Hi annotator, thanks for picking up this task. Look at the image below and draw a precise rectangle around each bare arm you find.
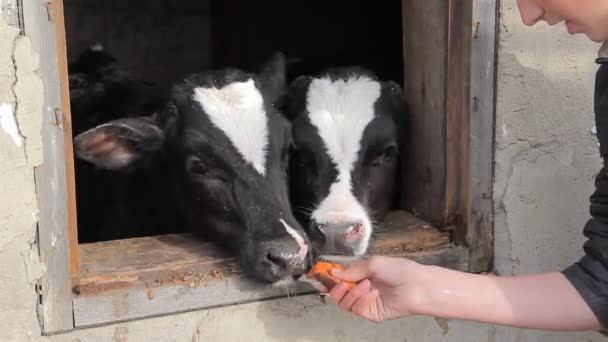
[417,267,601,331]
[326,257,603,331]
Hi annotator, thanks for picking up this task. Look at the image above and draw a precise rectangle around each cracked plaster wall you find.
[0,0,606,341]
[494,2,603,278]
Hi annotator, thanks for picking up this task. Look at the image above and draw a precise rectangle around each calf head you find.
[284,67,407,260]
[74,53,313,283]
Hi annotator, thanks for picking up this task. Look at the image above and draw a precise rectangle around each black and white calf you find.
[283,67,408,260]
[74,52,313,283]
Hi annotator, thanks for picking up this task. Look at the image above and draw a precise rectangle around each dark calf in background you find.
[68,43,180,243]
[74,52,314,284]
[283,67,409,261]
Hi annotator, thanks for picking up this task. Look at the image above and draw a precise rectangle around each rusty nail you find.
[473,21,481,38]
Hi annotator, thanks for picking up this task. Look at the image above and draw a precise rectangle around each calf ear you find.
[258,51,287,106]
[382,81,410,145]
[73,116,165,171]
[282,76,312,121]
[382,81,409,115]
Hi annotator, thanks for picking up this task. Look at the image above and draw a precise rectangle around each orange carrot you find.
[306,261,356,290]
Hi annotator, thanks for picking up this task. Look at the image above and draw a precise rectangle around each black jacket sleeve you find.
[562,63,608,330]
[563,167,608,329]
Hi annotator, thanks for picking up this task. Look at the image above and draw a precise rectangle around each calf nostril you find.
[354,223,364,234]
[266,251,288,270]
[345,222,365,240]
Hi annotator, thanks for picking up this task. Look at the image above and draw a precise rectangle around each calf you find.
[69,42,169,136]
[283,67,408,260]
[74,52,314,283]
[68,44,178,243]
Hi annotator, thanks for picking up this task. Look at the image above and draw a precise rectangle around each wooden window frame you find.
[26,0,497,334]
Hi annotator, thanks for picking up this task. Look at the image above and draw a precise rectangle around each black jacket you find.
[562,60,608,330]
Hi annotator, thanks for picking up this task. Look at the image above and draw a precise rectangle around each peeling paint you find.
[22,242,45,285]
[113,326,128,342]
[0,102,22,146]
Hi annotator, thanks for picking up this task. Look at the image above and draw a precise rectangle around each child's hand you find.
[320,256,427,323]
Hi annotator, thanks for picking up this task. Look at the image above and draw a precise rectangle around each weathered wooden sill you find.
[72,211,468,327]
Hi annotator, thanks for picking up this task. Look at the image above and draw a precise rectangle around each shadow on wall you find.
[253,295,448,342]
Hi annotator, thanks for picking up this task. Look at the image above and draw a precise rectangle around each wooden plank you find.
[73,271,318,327]
[22,0,75,333]
[73,211,465,326]
[467,0,497,272]
[53,0,80,283]
[372,211,451,255]
[78,234,232,278]
[77,211,452,284]
[411,246,469,270]
[77,211,451,284]
[445,0,473,243]
[73,246,468,327]
[400,0,449,225]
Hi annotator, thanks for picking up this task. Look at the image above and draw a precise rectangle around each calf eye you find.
[186,156,208,175]
[372,145,398,167]
[186,156,228,184]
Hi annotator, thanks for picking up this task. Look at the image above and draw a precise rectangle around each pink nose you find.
[316,220,367,255]
[345,222,365,241]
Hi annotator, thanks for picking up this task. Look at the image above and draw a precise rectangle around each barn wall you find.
[63,0,213,87]
[0,0,606,341]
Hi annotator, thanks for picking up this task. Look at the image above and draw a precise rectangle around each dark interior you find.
[64,0,406,243]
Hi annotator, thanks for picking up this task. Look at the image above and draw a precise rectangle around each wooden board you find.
[445,0,473,242]
[400,0,449,225]
[22,0,75,333]
[51,0,80,283]
[467,0,497,272]
[73,211,466,327]
[401,0,495,272]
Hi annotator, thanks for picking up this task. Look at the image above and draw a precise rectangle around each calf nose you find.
[263,240,308,278]
[318,221,366,255]
[321,221,365,241]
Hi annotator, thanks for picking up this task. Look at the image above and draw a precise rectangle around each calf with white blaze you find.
[284,68,408,260]
[74,53,313,283]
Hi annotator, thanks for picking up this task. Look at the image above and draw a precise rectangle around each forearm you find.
[416,266,602,331]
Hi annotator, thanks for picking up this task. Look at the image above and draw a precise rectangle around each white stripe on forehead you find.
[307,75,380,257]
[306,75,381,173]
[193,79,268,175]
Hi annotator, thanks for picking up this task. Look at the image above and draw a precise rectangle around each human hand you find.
[321,256,427,323]
[320,256,604,330]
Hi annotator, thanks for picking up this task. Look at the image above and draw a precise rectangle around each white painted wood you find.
[73,276,316,327]
[468,0,497,272]
[21,0,75,333]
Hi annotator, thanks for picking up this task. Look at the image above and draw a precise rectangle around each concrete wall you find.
[0,0,606,341]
